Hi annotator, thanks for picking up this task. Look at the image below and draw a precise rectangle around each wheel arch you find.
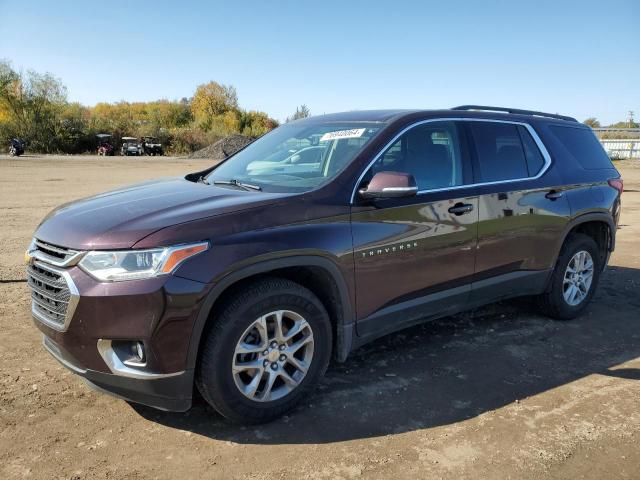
[185,255,355,371]
[554,213,615,272]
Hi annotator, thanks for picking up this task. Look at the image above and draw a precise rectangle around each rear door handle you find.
[448,203,474,215]
[545,190,564,200]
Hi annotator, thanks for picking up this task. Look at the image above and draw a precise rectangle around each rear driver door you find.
[466,120,572,302]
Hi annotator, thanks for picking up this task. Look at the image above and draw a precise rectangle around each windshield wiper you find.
[213,179,262,191]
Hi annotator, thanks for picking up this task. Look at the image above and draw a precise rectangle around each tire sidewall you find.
[550,235,601,318]
[202,285,332,420]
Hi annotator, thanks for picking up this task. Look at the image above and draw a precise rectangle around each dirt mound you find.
[189,134,252,160]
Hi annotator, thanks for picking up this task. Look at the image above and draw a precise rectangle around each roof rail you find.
[451,105,577,123]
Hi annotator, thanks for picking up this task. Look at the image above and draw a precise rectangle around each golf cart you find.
[121,137,143,156]
[96,134,114,156]
[141,136,164,156]
[9,138,25,156]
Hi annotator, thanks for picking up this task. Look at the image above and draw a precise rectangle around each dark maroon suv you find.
[26,106,622,423]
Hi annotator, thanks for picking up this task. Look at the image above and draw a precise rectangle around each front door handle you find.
[545,190,564,200]
[448,203,474,215]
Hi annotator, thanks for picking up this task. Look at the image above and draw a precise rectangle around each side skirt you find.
[351,269,551,352]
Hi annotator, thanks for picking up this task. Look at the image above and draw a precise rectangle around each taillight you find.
[608,178,623,194]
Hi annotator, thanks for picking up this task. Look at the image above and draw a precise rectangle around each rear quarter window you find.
[549,125,613,170]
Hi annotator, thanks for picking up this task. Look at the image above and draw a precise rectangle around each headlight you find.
[78,242,208,282]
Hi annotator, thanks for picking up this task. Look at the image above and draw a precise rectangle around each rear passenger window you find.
[469,122,528,182]
[517,125,545,176]
[549,125,613,170]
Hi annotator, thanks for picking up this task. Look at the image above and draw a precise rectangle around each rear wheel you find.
[196,277,332,423]
[539,233,602,319]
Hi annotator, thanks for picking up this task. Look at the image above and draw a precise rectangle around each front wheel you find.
[196,277,332,423]
[539,233,602,319]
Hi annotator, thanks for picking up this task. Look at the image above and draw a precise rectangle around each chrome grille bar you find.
[26,259,79,331]
[29,239,84,267]
[34,239,78,256]
[31,294,67,315]
[28,279,70,304]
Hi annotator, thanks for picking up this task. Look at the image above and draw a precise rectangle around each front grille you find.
[32,239,81,267]
[27,262,72,329]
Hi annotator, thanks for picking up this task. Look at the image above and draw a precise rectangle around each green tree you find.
[609,120,639,129]
[583,117,601,128]
[0,60,68,151]
[56,102,91,153]
[286,104,310,122]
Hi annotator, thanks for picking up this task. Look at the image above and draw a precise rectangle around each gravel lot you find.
[1,155,639,479]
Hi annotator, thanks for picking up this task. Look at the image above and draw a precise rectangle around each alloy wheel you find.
[232,310,314,402]
[563,250,594,306]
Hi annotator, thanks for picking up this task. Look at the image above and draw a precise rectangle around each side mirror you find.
[358,171,418,199]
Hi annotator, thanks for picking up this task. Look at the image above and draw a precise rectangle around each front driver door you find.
[351,120,479,338]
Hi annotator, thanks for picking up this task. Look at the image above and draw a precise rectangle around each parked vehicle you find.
[26,106,622,423]
[9,138,25,156]
[121,137,142,156]
[141,136,164,156]
[96,134,114,156]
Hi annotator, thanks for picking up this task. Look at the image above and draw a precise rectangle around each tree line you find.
[583,116,639,139]
[0,60,289,155]
[9,56,633,155]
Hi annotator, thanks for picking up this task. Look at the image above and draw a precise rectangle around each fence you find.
[593,128,640,159]
[599,139,640,159]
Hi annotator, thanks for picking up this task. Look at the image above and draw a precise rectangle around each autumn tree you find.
[0,60,278,154]
[191,81,239,130]
[240,110,278,137]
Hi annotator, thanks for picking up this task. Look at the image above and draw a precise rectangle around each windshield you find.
[205,122,384,193]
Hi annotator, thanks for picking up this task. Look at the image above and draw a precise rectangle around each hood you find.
[35,177,290,250]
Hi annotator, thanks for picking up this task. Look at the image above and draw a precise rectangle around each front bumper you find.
[43,334,193,411]
[28,260,210,411]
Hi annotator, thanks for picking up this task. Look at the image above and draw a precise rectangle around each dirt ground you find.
[1,155,639,480]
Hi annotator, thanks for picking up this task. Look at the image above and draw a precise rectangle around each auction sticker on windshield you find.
[320,128,366,142]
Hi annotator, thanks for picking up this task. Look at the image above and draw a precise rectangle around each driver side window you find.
[368,121,466,191]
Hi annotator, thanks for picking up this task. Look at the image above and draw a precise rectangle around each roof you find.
[291,109,421,124]
[293,106,578,126]
[451,105,577,122]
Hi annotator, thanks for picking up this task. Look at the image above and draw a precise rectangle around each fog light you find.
[110,340,147,367]
[133,341,145,363]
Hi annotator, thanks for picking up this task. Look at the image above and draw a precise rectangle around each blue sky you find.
[0,0,638,124]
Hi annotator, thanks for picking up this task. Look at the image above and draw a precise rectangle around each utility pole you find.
[629,110,635,128]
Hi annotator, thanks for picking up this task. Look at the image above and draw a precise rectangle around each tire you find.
[196,277,332,423]
[539,233,602,320]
